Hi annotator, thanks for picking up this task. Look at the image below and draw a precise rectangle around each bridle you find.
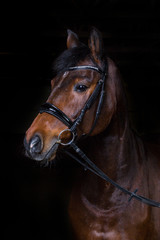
[40,63,160,208]
[40,65,106,145]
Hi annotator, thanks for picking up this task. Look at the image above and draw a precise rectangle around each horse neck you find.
[84,113,135,181]
[79,74,146,203]
[83,74,133,177]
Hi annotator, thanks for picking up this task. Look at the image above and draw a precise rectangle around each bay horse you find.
[24,28,160,240]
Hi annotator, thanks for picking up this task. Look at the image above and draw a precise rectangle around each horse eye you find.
[74,84,88,92]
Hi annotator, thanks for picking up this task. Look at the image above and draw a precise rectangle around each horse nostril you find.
[29,135,43,154]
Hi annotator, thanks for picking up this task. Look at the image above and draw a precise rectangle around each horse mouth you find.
[43,143,59,162]
[24,140,59,162]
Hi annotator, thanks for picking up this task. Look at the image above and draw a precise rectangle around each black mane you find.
[52,45,90,76]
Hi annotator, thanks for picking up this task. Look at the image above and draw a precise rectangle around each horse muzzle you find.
[24,133,59,161]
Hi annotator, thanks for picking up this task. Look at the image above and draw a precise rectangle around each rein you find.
[40,64,160,208]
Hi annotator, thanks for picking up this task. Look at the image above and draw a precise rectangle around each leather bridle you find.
[39,63,160,208]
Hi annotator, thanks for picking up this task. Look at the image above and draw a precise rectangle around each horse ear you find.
[88,27,103,63]
[67,29,80,49]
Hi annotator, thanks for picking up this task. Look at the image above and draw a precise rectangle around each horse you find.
[24,28,160,240]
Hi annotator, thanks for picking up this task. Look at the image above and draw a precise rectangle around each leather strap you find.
[70,78,105,134]
[67,65,104,74]
[63,143,160,208]
[40,103,74,128]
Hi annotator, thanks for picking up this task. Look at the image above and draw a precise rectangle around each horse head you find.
[24,28,122,162]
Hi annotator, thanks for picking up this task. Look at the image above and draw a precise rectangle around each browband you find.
[67,65,105,75]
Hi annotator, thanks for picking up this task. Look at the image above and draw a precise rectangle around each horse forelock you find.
[52,45,90,76]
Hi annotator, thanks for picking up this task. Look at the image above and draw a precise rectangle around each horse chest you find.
[69,191,153,240]
[69,202,121,240]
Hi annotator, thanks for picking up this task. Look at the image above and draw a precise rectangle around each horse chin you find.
[43,143,59,162]
[39,144,59,167]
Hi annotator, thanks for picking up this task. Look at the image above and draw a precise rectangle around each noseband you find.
[39,63,160,208]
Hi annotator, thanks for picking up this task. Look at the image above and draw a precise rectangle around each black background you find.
[1,1,160,239]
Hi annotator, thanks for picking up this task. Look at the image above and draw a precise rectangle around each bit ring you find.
[57,129,75,146]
